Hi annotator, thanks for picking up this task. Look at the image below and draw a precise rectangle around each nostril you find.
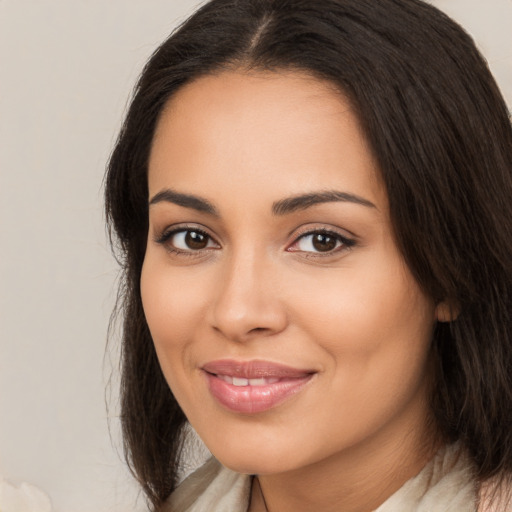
[249,327,268,334]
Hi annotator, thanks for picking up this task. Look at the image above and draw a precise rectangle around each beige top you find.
[166,443,481,512]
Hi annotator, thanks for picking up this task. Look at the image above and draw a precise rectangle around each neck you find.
[249,405,440,512]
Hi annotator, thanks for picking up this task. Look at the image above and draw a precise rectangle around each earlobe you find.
[435,301,460,322]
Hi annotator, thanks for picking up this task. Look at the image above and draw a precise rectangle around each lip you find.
[202,359,316,414]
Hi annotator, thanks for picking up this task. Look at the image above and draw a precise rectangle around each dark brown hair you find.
[105,0,512,509]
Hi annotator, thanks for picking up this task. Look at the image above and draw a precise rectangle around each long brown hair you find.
[105,0,512,508]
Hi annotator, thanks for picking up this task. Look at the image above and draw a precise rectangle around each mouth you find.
[201,359,316,414]
[215,375,281,386]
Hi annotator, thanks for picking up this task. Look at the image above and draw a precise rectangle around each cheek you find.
[292,269,436,447]
[140,255,211,413]
[140,256,208,382]
[141,255,206,342]
[289,260,435,387]
[298,247,432,334]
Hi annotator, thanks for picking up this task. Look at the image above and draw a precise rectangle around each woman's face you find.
[141,71,439,475]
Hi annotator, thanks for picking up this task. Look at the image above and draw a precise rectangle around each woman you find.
[105,0,512,510]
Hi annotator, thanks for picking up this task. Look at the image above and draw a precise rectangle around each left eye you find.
[291,232,350,253]
[169,229,217,251]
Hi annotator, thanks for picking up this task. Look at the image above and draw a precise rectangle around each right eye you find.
[157,228,219,253]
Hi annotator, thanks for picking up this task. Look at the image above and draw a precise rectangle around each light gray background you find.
[0,1,510,511]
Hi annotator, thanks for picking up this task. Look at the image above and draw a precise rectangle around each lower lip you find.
[204,372,314,414]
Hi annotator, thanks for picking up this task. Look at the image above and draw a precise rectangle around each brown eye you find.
[289,229,355,255]
[311,233,337,252]
[161,229,218,252]
[185,230,209,249]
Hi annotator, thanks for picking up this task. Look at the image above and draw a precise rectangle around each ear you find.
[435,300,460,323]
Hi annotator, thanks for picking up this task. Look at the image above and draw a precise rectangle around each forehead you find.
[148,70,386,211]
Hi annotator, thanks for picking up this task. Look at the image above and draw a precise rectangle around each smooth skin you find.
[141,70,448,512]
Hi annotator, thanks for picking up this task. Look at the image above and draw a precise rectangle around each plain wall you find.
[0,1,510,511]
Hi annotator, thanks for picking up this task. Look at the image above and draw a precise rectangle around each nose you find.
[208,250,288,342]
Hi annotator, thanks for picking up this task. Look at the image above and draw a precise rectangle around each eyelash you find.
[154,226,356,257]
[287,228,356,257]
[155,226,217,257]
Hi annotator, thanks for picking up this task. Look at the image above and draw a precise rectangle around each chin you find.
[202,432,311,476]
[216,451,294,476]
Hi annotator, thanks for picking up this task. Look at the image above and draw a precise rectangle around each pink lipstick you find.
[202,360,315,414]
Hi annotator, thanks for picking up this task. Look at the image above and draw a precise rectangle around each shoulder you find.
[162,457,251,512]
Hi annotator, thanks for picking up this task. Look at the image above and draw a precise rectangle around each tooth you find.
[218,374,233,384]
[248,378,266,386]
[232,377,249,386]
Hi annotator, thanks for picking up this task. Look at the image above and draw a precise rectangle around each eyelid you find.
[286,225,357,255]
[154,222,214,241]
[152,222,356,257]
[153,223,221,253]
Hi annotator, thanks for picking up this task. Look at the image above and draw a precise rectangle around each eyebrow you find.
[149,189,219,216]
[271,190,376,215]
[148,188,376,216]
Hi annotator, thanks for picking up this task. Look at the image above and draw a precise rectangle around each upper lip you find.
[202,359,315,379]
